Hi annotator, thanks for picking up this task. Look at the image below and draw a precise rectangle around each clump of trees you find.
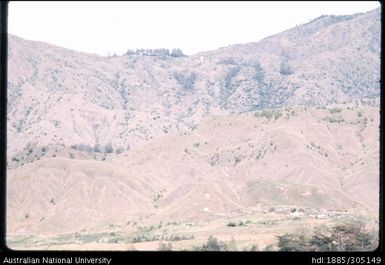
[254,109,283,121]
[70,143,125,154]
[193,236,238,251]
[125,48,185,58]
[277,222,377,251]
[170,48,185,57]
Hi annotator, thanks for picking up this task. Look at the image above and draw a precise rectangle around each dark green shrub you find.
[195,236,229,251]
[278,233,309,251]
[227,222,236,227]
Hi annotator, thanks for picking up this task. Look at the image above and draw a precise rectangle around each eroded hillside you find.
[7,8,380,159]
[6,8,381,250]
[7,105,379,248]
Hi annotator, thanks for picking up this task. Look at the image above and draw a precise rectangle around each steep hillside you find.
[7,8,380,158]
[7,104,380,238]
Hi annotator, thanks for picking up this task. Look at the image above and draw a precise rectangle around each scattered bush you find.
[193,236,236,251]
[163,234,194,241]
[131,234,154,243]
[158,242,173,251]
[234,156,242,165]
[198,236,226,251]
[277,222,377,251]
[329,108,342,114]
[323,116,344,123]
[278,233,308,251]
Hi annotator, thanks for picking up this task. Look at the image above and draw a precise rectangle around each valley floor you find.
[7,207,378,251]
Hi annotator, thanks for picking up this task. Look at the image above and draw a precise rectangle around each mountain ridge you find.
[7,7,380,158]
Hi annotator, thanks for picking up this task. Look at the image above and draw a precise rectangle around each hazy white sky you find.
[8,1,380,56]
